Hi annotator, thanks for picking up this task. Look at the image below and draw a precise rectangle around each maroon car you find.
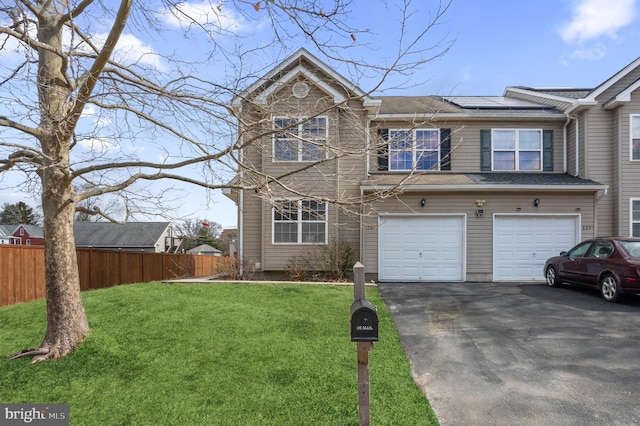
[544,237,640,302]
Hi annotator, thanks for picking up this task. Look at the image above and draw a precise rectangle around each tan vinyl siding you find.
[582,108,615,236]
[256,84,367,271]
[370,120,566,173]
[363,191,595,281]
[616,92,640,236]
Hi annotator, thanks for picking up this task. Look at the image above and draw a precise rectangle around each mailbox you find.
[350,299,379,342]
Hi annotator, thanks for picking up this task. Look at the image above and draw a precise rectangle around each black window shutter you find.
[480,129,491,171]
[377,128,389,171]
[440,128,451,170]
[543,130,553,172]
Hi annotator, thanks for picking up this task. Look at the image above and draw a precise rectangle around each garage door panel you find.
[379,215,464,282]
[494,215,577,281]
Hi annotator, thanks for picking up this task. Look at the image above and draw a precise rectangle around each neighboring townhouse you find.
[73,222,184,253]
[226,48,640,283]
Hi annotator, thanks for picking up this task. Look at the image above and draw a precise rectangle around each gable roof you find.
[74,222,170,248]
[0,225,13,236]
[15,224,44,238]
[187,244,222,255]
[231,48,381,114]
[586,56,640,100]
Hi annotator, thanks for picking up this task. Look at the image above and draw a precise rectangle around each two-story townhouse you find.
[227,48,640,283]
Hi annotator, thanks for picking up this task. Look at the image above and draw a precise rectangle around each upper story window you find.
[481,129,553,172]
[632,199,640,237]
[377,128,451,171]
[389,129,440,171]
[19,228,24,236]
[273,116,328,162]
[273,199,327,244]
[631,115,640,161]
[493,129,542,170]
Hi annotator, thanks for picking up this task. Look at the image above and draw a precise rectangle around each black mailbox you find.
[350,299,379,342]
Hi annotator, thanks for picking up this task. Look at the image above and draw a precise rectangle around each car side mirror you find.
[560,251,568,256]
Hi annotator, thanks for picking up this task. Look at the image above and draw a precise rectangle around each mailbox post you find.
[350,262,378,426]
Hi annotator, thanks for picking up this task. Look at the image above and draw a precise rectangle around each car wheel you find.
[546,266,560,287]
[600,274,622,303]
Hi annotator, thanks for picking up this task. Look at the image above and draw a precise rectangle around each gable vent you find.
[292,82,310,99]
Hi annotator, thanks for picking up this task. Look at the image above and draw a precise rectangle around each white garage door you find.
[493,215,579,281]
[379,215,465,282]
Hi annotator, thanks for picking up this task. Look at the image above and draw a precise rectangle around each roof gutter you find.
[360,183,608,192]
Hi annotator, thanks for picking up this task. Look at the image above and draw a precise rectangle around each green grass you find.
[0,282,437,425]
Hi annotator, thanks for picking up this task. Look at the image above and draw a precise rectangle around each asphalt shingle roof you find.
[73,222,170,248]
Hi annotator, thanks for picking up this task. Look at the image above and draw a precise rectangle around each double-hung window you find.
[388,129,440,171]
[273,200,327,244]
[632,199,640,237]
[273,116,327,162]
[492,129,542,171]
[631,115,640,161]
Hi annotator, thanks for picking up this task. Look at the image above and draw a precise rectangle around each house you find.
[226,48,640,282]
[73,222,185,253]
[7,224,45,246]
[187,244,223,256]
[0,225,19,244]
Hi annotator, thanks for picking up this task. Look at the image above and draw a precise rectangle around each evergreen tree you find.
[0,202,38,225]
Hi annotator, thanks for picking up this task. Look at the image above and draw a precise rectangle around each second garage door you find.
[379,215,465,282]
[493,215,579,281]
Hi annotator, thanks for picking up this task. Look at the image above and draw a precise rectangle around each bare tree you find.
[0,0,453,361]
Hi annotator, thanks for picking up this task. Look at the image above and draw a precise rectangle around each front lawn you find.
[0,282,437,425]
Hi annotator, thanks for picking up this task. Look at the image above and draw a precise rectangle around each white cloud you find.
[560,0,637,44]
[570,44,607,60]
[160,2,248,33]
[91,33,165,71]
[77,136,118,154]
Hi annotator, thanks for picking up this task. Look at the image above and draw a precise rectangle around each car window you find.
[568,241,593,258]
[589,241,613,258]
[618,241,640,258]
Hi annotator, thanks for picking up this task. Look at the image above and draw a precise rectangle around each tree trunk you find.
[8,3,90,362]
[37,173,90,362]
[9,169,90,363]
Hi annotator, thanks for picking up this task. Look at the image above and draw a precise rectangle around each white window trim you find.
[272,199,328,245]
[491,128,543,171]
[631,198,640,237]
[630,114,640,161]
[388,128,441,171]
[272,116,329,163]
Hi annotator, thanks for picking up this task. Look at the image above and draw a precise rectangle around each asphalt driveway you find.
[377,281,640,426]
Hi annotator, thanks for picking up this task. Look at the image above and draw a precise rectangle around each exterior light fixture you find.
[534,198,540,207]
[420,198,426,208]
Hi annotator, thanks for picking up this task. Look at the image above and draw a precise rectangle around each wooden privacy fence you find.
[0,245,237,308]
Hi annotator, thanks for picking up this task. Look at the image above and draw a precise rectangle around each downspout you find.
[575,118,580,176]
[361,114,372,264]
[239,186,244,277]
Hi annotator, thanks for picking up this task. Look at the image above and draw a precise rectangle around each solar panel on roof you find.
[445,96,549,109]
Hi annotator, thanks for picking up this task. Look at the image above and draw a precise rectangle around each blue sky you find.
[1,0,639,229]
